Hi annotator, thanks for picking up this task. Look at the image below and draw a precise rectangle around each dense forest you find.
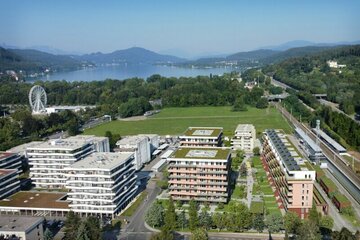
[263,45,360,115]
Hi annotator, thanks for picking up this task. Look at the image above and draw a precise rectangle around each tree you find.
[239,163,247,177]
[252,213,265,232]
[64,211,81,240]
[283,211,301,235]
[331,227,356,240]
[253,147,260,156]
[164,197,177,231]
[189,200,199,230]
[76,221,90,240]
[191,228,208,240]
[265,213,283,233]
[145,201,164,228]
[177,210,188,230]
[297,219,321,240]
[212,212,227,231]
[66,118,80,136]
[44,228,54,240]
[198,209,212,230]
[85,216,101,240]
[150,228,174,240]
[256,98,269,109]
[308,204,321,226]
[232,96,247,111]
[319,215,334,231]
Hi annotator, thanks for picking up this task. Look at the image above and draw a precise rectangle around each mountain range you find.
[1,40,360,73]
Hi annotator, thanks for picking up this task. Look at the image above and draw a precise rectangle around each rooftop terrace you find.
[0,191,69,210]
[170,147,230,160]
[182,127,223,137]
[0,169,17,178]
[66,152,133,170]
[0,152,16,160]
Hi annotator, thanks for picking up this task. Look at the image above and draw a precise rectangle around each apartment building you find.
[0,216,44,240]
[231,124,256,153]
[64,152,137,218]
[179,127,223,147]
[167,147,231,203]
[27,136,109,189]
[262,129,315,219]
[116,135,151,170]
[0,152,23,173]
[0,169,20,199]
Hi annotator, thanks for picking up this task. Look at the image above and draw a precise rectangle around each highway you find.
[276,103,360,204]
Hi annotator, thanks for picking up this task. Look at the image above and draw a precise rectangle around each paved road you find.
[319,99,359,124]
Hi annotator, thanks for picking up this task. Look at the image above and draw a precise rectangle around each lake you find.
[29,64,237,82]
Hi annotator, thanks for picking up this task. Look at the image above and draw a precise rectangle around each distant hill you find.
[226,49,279,61]
[0,47,85,72]
[77,47,185,64]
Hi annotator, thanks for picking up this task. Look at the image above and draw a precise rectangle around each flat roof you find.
[116,135,148,146]
[0,169,17,178]
[182,127,223,137]
[27,135,104,150]
[313,128,346,152]
[170,147,230,160]
[266,129,301,171]
[0,152,16,160]
[0,216,44,232]
[295,127,322,152]
[0,191,69,209]
[66,152,133,170]
[6,141,43,154]
[235,124,255,132]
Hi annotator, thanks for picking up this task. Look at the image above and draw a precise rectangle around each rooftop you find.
[265,129,301,171]
[27,135,105,150]
[313,128,346,152]
[235,124,255,133]
[170,147,230,160]
[6,141,43,154]
[0,169,17,178]
[182,127,223,138]
[296,127,321,152]
[116,135,148,146]
[0,191,69,209]
[0,152,16,161]
[0,216,44,232]
[66,152,133,170]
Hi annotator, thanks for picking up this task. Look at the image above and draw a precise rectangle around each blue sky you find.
[0,0,359,57]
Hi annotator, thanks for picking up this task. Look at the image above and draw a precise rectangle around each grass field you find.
[84,106,292,137]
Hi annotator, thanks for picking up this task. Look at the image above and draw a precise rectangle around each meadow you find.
[84,106,292,137]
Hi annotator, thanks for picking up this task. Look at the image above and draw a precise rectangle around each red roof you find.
[0,152,16,160]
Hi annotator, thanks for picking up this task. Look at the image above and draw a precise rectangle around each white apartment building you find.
[0,216,44,240]
[64,152,137,218]
[231,124,256,153]
[138,134,160,153]
[0,152,23,173]
[27,135,109,189]
[116,136,151,170]
[179,127,223,147]
[0,169,20,199]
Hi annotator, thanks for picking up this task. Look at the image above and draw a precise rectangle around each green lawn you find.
[120,191,147,217]
[84,106,291,137]
[250,201,264,214]
[232,185,246,199]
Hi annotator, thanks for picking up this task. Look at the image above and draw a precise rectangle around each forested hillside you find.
[264,45,360,114]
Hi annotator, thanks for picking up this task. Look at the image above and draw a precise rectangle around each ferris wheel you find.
[29,85,47,113]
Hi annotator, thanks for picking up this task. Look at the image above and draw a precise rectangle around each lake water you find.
[30,64,236,82]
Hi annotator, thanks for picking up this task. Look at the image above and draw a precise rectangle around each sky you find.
[0,0,359,57]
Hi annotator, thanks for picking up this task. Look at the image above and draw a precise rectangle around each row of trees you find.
[0,109,81,151]
[63,211,101,240]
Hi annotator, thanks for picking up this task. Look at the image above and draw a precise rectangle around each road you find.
[270,77,297,92]
[319,99,359,124]
[276,103,360,202]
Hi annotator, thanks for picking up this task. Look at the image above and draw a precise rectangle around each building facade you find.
[0,169,20,199]
[0,152,23,173]
[116,136,151,170]
[27,136,109,189]
[167,147,231,203]
[262,129,315,219]
[179,127,223,147]
[231,124,256,153]
[64,152,137,218]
